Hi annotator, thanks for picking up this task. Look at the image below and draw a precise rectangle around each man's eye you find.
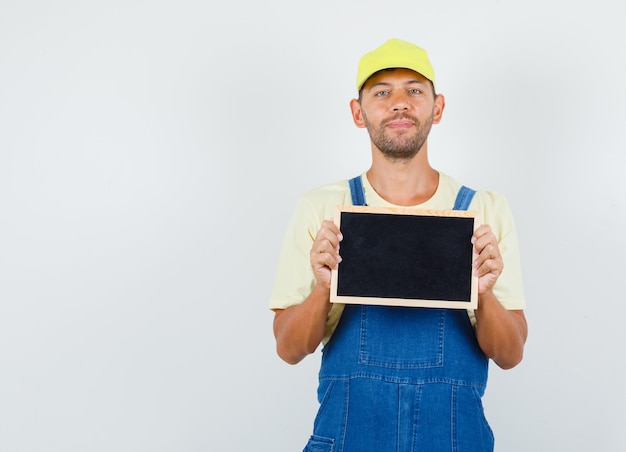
[409,88,421,94]
[375,90,389,97]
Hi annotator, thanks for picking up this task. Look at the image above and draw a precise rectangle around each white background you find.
[1,1,625,451]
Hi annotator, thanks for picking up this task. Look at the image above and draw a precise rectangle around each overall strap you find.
[350,175,475,210]
[453,185,476,211]
[348,175,367,206]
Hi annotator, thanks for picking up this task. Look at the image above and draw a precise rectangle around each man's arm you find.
[273,220,342,364]
[472,224,528,369]
[273,284,332,364]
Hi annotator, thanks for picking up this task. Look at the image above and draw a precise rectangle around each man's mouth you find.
[386,119,414,129]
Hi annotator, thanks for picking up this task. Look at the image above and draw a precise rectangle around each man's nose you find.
[390,92,409,111]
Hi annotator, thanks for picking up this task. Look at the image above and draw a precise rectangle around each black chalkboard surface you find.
[330,205,479,309]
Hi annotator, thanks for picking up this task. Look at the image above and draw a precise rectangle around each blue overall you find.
[303,176,493,452]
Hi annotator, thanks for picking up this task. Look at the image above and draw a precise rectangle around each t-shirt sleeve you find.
[479,191,526,310]
[269,196,321,311]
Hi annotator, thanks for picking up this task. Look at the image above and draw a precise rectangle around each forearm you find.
[474,291,528,370]
[273,283,332,365]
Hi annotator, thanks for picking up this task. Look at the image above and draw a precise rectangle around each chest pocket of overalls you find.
[358,305,445,369]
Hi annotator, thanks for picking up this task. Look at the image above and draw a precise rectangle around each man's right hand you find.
[310,219,343,289]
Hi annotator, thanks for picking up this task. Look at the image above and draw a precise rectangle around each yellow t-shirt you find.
[269,172,526,345]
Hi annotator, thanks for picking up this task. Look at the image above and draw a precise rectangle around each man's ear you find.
[350,98,367,128]
[432,94,445,124]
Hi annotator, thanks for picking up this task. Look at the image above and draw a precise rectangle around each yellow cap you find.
[356,38,435,90]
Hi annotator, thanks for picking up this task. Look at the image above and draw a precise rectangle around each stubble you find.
[363,111,434,162]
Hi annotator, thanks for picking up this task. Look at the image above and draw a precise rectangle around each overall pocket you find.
[359,305,445,369]
[303,435,334,452]
[311,379,348,446]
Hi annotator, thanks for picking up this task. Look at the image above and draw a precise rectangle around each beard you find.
[363,111,433,161]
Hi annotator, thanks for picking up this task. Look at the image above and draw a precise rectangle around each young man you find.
[270,38,528,452]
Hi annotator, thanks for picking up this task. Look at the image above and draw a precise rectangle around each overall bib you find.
[303,176,493,452]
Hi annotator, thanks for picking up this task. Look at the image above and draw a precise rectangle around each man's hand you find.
[471,224,503,295]
[310,219,343,289]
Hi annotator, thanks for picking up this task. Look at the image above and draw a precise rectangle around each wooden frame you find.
[330,205,480,309]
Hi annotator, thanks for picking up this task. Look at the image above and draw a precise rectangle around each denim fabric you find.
[304,305,493,452]
[302,182,493,452]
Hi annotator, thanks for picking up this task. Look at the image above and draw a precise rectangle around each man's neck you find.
[366,150,439,206]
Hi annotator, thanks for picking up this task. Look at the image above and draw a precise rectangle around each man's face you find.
[352,68,443,161]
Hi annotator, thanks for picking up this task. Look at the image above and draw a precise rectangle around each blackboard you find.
[330,205,479,309]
